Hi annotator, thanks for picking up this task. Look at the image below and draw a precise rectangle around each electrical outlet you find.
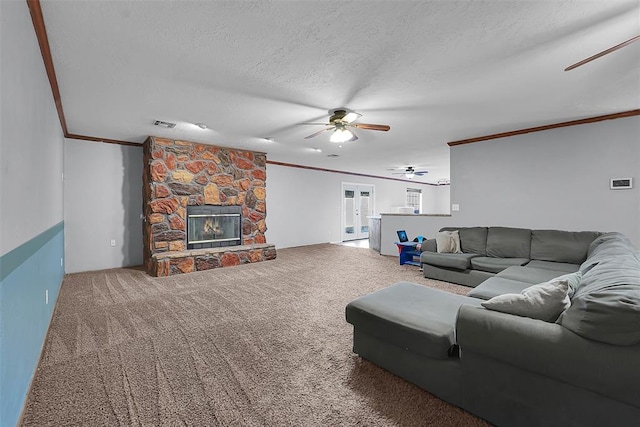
[110,239,116,247]
[45,289,49,305]
[60,257,63,267]
[452,204,460,211]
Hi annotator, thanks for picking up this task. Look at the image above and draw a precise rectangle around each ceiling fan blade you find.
[353,123,391,131]
[415,171,429,176]
[299,122,331,126]
[304,127,334,139]
[565,34,640,71]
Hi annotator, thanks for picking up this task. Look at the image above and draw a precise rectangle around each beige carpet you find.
[21,244,488,426]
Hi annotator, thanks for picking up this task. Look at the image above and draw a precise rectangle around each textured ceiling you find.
[40,0,640,184]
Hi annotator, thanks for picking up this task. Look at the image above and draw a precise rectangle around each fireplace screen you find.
[187,206,241,249]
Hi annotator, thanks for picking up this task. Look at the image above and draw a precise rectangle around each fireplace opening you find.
[186,206,241,249]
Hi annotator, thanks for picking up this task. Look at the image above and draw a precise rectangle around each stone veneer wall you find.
[142,136,275,276]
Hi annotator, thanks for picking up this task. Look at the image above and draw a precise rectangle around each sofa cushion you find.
[345,282,483,359]
[559,241,640,345]
[470,256,529,273]
[585,232,631,259]
[525,260,579,273]
[498,267,583,298]
[467,276,533,300]
[578,232,633,275]
[497,266,571,284]
[486,227,531,259]
[459,227,488,255]
[481,276,571,322]
[530,229,600,264]
[420,252,479,270]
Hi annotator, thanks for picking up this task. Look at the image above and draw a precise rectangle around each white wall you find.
[0,1,64,256]
[60,143,449,271]
[0,2,65,425]
[430,184,450,214]
[265,163,449,248]
[61,115,639,269]
[449,116,640,246]
[64,139,143,273]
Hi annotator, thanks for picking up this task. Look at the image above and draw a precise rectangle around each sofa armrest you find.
[456,305,640,408]
[421,239,437,252]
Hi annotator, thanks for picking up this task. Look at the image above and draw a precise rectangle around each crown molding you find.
[266,160,443,186]
[448,109,640,146]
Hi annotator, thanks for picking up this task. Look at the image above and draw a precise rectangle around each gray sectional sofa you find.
[346,229,640,426]
[419,226,600,288]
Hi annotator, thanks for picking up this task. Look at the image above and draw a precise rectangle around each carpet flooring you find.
[21,244,488,426]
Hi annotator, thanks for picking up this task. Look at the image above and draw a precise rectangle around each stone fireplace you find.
[142,136,276,276]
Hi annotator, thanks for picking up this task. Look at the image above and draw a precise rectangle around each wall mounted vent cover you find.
[610,178,633,190]
[153,120,176,128]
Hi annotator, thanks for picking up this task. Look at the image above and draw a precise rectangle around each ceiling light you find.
[343,112,361,123]
[330,128,354,143]
[312,148,322,152]
[405,172,415,179]
[195,123,207,130]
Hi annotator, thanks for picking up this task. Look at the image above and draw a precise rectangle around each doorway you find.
[342,183,374,241]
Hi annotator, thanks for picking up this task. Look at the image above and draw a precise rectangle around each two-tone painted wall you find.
[1,2,65,426]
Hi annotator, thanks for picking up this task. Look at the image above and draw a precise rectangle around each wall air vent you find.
[153,120,176,128]
[610,178,632,190]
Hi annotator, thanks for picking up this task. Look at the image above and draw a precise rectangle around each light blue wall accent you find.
[0,223,65,427]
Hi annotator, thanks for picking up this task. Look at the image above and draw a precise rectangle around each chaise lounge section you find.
[346,230,640,426]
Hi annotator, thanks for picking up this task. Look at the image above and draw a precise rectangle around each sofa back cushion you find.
[559,233,640,345]
[530,230,600,264]
[440,227,488,255]
[460,227,488,255]
[486,227,531,259]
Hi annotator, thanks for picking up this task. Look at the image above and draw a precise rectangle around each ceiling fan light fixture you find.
[330,128,354,143]
[404,172,415,179]
[343,112,361,123]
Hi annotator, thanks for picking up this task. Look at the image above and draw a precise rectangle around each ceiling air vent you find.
[153,120,176,128]
[327,154,339,158]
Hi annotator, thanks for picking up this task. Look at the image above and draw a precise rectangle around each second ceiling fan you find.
[392,167,429,179]
[303,108,390,143]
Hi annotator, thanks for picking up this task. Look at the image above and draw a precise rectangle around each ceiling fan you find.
[392,167,428,179]
[302,108,390,143]
[565,34,640,71]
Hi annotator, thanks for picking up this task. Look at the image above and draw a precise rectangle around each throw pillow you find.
[436,230,462,254]
[481,276,571,322]
[556,271,582,298]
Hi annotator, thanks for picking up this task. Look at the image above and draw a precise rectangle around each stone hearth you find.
[151,243,277,276]
[142,136,276,277]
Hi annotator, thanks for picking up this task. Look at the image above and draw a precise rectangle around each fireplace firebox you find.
[186,206,242,249]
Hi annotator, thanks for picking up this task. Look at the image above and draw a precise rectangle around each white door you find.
[342,184,374,241]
